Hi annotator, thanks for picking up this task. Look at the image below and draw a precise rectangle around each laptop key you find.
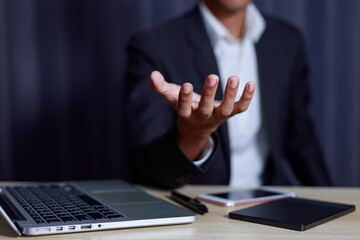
[60,216,77,222]
[46,218,61,223]
[73,214,91,221]
[88,212,105,220]
[77,195,101,206]
[107,214,123,219]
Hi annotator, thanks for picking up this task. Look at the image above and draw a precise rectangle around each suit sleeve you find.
[284,31,332,186]
[124,35,219,189]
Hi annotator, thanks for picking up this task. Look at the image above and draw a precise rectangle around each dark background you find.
[0,0,359,186]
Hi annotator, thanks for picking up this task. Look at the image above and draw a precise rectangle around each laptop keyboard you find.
[7,184,124,224]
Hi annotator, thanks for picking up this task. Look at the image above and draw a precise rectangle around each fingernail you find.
[182,84,191,94]
[207,76,216,87]
[151,71,159,79]
[247,82,255,92]
[229,78,238,88]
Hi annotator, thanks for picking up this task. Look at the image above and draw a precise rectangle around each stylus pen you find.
[171,191,208,215]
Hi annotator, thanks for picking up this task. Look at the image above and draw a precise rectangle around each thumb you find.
[150,71,181,104]
[150,71,166,93]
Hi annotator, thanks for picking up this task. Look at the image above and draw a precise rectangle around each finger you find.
[150,71,181,104]
[192,92,201,103]
[198,74,219,118]
[217,76,239,118]
[177,83,193,118]
[232,81,255,115]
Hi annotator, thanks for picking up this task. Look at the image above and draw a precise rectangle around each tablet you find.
[197,187,295,207]
[229,197,355,231]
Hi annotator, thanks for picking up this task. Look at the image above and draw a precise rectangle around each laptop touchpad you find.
[93,191,160,205]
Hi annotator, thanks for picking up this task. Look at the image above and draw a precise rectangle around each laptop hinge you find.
[0,193,23,236]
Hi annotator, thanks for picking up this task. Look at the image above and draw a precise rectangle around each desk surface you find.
[0,183,359,240]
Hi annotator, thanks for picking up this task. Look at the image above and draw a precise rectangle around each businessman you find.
[125,0,332,189]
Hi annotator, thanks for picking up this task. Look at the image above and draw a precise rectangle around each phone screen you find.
[211,189,281,201]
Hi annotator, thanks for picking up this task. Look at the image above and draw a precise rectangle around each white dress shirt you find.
[196,2,268,187]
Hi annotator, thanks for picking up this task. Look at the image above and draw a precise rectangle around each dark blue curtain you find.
[0,0,359,186]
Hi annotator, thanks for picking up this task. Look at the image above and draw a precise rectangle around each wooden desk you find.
[0,184,359,239]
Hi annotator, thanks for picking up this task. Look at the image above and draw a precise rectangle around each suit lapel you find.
[185,8,231,176]
[255,32,272,133]
[255,18,284,156]
[185,8,223,100]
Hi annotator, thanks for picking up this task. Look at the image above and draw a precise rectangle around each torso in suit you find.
[125,6,332,189]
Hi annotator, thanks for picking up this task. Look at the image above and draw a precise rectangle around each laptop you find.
[0,180,196,236]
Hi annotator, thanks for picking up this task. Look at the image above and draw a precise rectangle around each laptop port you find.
[68,226,76,230]
[81,225,92,230]
[56,227,63,231]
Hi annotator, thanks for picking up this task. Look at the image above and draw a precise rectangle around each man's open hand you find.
[150,71,255,160]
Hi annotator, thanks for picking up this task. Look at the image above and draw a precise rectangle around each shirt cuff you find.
[193,136,215,167]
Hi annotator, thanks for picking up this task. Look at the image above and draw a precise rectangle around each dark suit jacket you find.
[125,7,332,189]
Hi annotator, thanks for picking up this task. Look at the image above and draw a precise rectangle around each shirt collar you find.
[199,1,266,45]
